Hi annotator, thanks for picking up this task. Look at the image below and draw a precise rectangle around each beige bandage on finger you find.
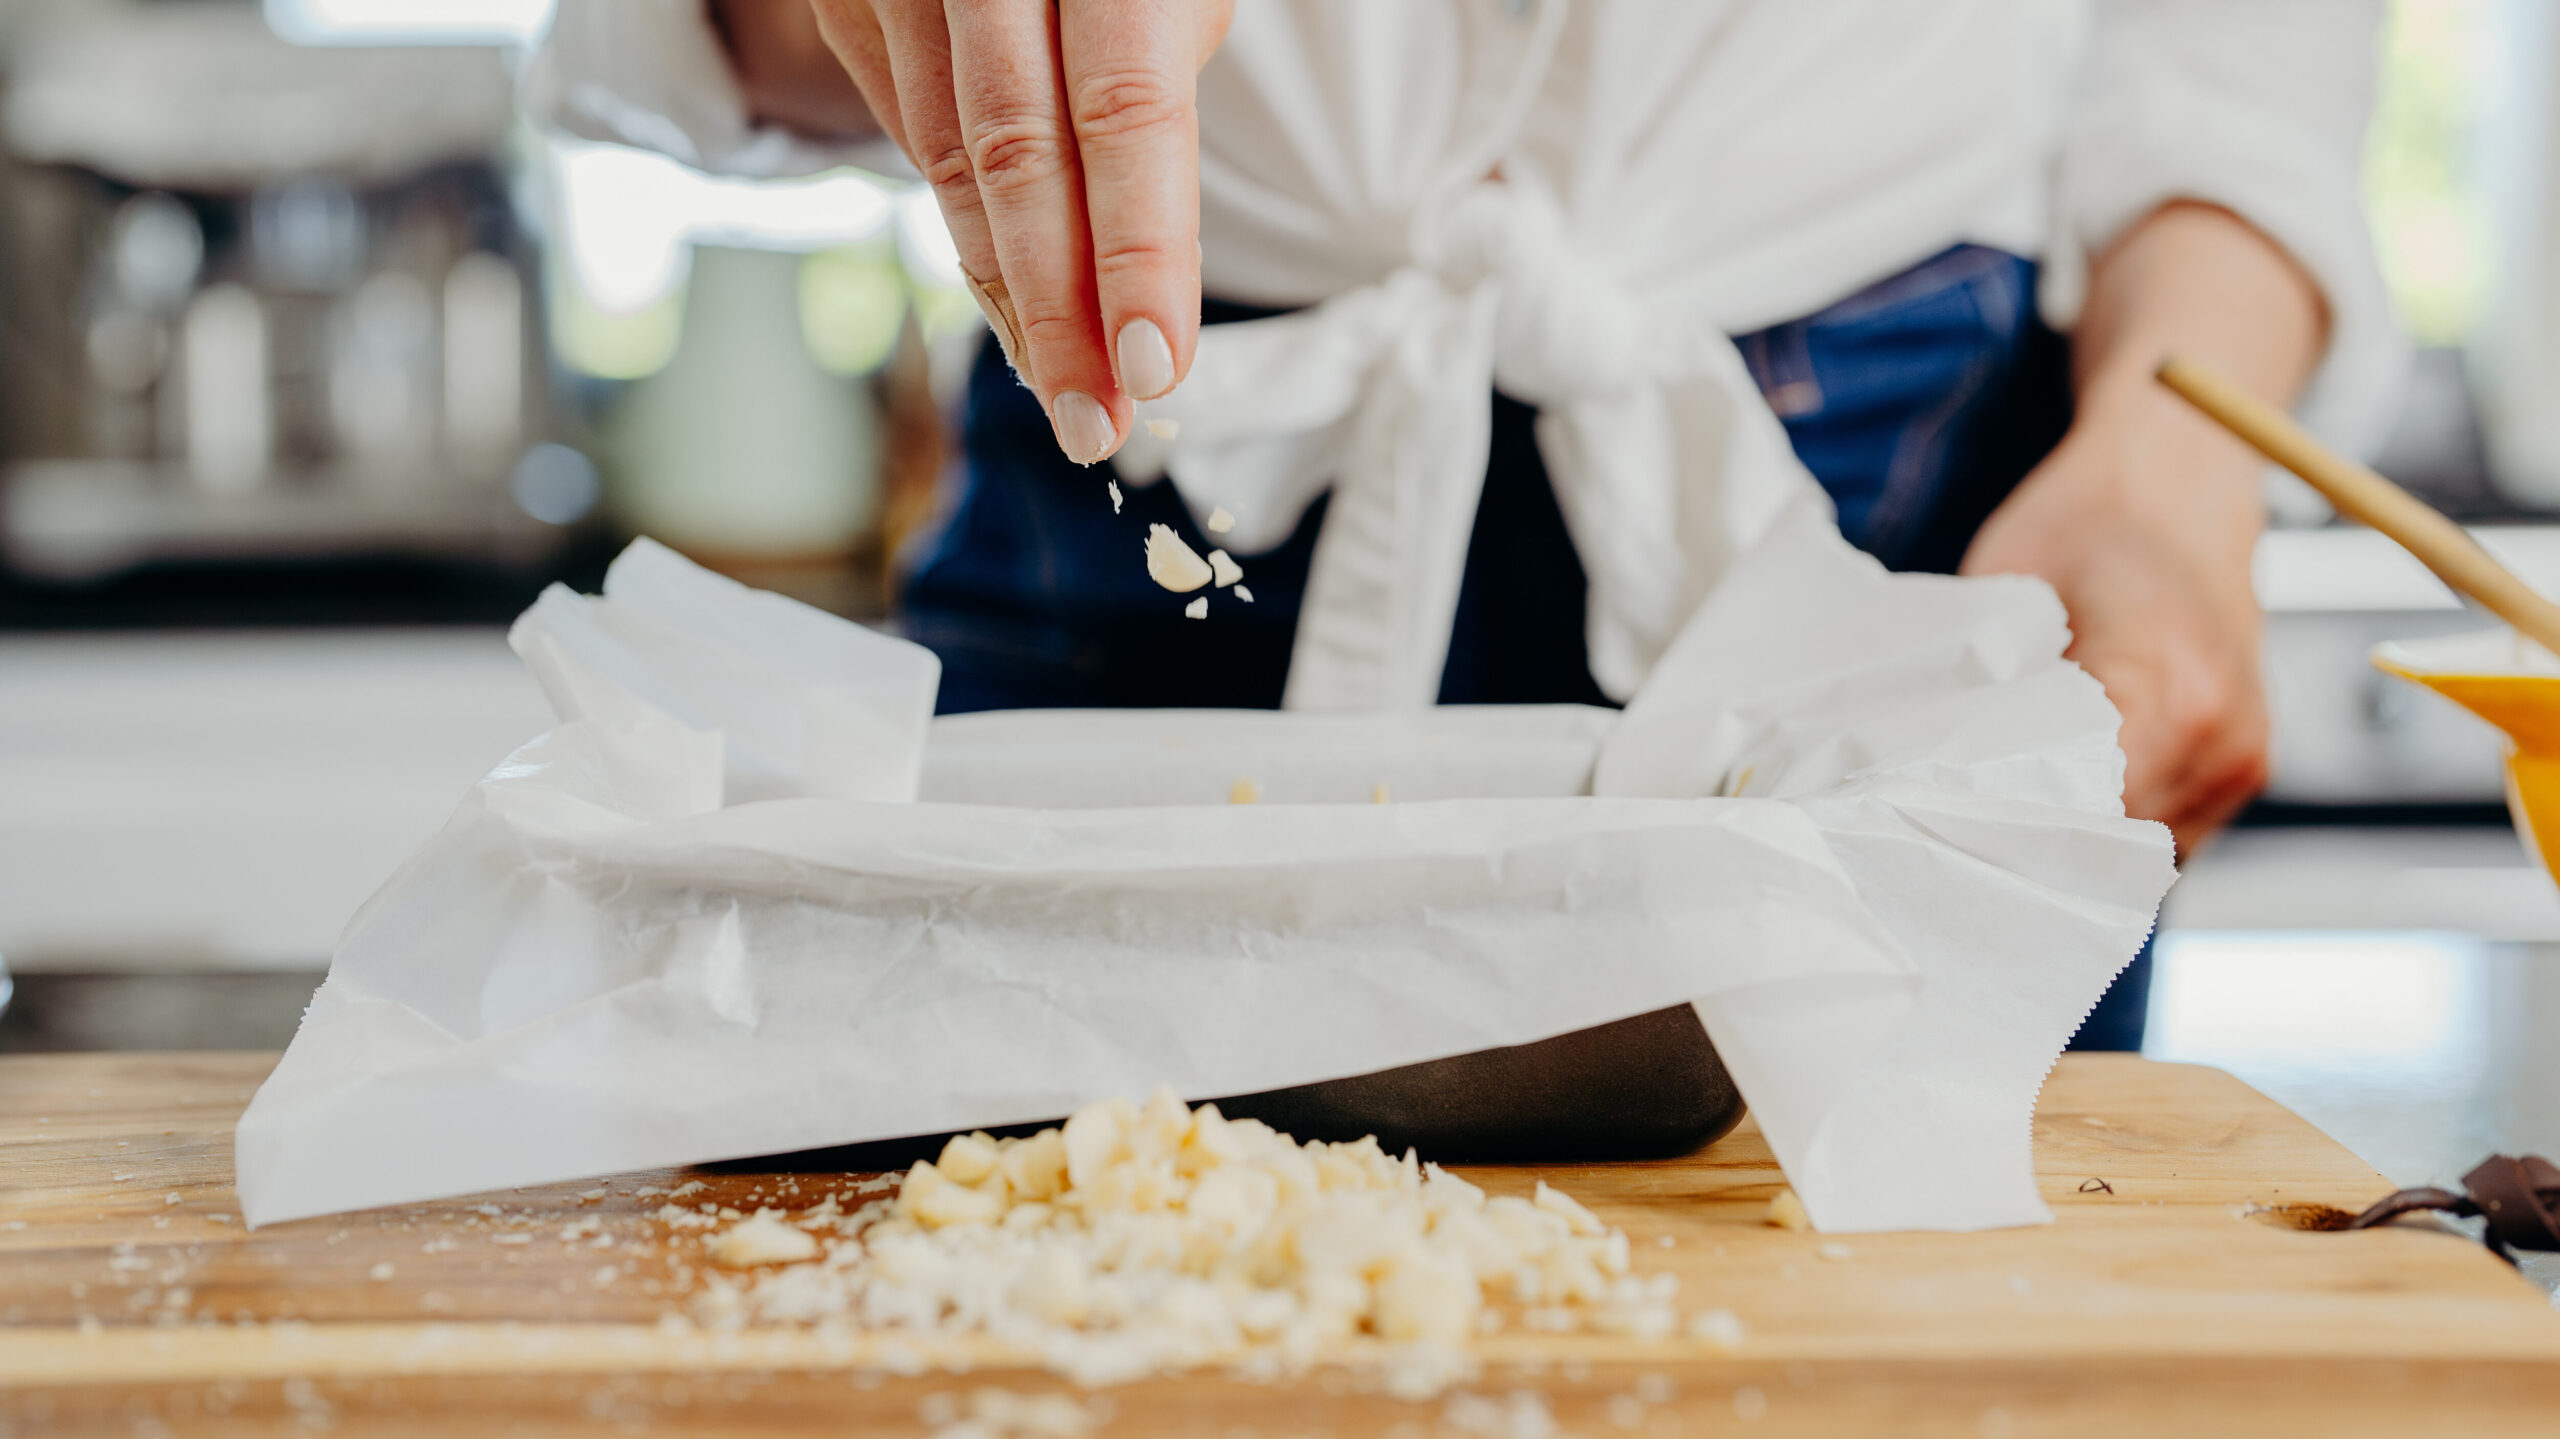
[966,272,1029,375]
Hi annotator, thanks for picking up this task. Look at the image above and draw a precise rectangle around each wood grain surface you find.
[2,1051,2556,1436]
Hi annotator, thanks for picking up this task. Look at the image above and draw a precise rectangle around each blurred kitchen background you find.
[2,0,2558,1241]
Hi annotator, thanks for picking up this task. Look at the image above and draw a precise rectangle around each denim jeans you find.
[904,243,2152,1049]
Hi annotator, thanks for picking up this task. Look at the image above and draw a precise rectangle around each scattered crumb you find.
[1372,783,1391,804]
[1234,585,1254,603]
[577,1189,608,1201]
[1816,1241,1853,1262]
[1145,524,1213,592]
[1207,549,1244,587]
[1733,1385,1769,1421]
[921,1386,1107,1438]
[1688,1308,1746,1350]
[1184,596,1208,619]
[1230,778,1262,805]
[368,1263,395,1281]
[163,1194,180,1207]
[1654,1234,1674,1248]
[1765,1189,1811,1231]
[1146,418,1180,440]
[708,1212,821,1268]
[1206,506,1235,533]
[1442,1390,1555,1439]
[1107,479,1123,514]
[1634,1373,1677,1405]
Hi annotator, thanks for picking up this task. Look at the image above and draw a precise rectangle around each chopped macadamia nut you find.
[1372,784,1391,804]
[1145,524,1213,592]
[1184,596,1208,619]
[682,1088,1688,1395]
[1766,1188,1812,1232]
[1207,549,1244,587]
[708,1211,821,1267]
[1233,585,1254,603]
[1689,1307,1747,1350]
[1206,506,1235,533]
[1107,480,1123,514]
[1146,418,1180,440]
[1230,778,1261,805]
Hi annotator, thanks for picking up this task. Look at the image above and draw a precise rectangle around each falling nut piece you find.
[1184,596,1208,619]
[1107,480,1123,514]
[1208,549,1244,587]
[1207,506,1236,534]
[1146,418,1181,440]
[1230,778,1261,805]
[1146,524,1214,592]
[1234,585,1254,603]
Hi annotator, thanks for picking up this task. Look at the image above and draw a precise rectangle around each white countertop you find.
[0,629,549,970]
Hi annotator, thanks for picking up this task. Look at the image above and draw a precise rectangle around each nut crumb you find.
[1145,524,1213,592]
[1206,506,1235,533]
[1184,596,1208,619]
[1765,1188,1811,1231]
[708,1212,820,1268]
[1688,1308,1745,1350]
[1146,418,1180,440]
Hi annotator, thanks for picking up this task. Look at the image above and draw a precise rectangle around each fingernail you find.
[1051,390,1115,464]
[1116,318,1177,400]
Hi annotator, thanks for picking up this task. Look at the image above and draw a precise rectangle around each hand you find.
[1962,397,2271,856]
[809,0,1234,463]
[1965,201,2326,856]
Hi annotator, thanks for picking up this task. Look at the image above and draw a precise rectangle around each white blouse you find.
[532,0,2399,710]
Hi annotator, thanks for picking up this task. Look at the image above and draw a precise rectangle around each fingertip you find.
[1050,388,1121,465]
[1116,317,1178,400]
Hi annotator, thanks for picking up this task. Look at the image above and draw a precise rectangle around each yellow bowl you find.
[2372,629,2560,884]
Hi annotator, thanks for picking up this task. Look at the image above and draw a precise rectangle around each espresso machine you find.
[0,0,594,626]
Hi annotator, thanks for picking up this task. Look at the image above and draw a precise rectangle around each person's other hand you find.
[810,0,1234,464]
[1961,403,2270,857]
[1965,201,2325,858]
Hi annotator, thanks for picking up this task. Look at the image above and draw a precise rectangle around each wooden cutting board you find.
[2,1051,2555,1436]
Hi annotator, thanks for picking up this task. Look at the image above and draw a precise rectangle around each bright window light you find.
[265,0,557,46]
[800,249,908,377]
[897,185,965,291]
[552,140,898,322]
[2147,930,2486,1070]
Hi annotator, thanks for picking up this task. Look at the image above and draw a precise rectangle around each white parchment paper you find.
[235,507,2174,1232]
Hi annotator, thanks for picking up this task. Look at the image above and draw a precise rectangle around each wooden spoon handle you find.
[2156,355,2560,657]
